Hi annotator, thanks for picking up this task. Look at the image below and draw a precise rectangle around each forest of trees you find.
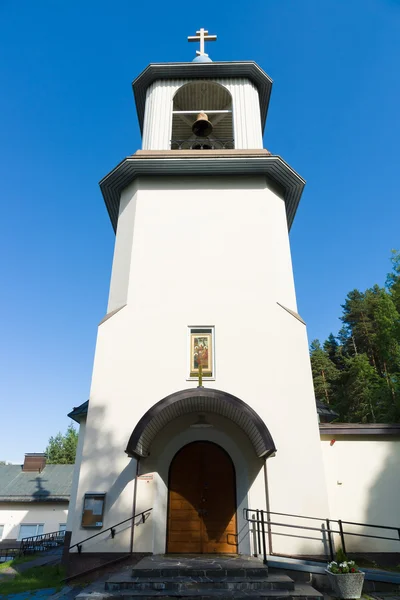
[310,251,400,423]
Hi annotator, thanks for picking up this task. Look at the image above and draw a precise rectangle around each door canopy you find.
[125,387,276,459]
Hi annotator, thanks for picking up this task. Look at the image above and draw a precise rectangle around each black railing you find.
[69,508,152,554]
[19,530,66,556]
[0,547,20,563]
[244,508,400,566]
[171,138,234,150]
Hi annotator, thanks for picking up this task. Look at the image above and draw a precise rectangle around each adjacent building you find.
[0,453,73,552]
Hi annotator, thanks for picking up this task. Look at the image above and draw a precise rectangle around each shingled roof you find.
[0,464,74,502]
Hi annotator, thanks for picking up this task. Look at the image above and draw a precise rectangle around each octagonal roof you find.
[132,61,273,134]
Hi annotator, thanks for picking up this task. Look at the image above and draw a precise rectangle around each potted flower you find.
[326,549,365,599]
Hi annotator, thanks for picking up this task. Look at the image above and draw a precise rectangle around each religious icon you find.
[190,330,213,378]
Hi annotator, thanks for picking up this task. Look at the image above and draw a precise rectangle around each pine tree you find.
[324,333,345,370]
[310,340,339,404]
[45,424,78,464]
[386,250,400,313]
[334,354,386,422]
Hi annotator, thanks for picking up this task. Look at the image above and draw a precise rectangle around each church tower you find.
[66,30,330,560]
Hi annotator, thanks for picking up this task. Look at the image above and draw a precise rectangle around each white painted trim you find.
[173,110,232,114]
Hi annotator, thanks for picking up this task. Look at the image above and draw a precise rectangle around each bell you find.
[192,112,213,137]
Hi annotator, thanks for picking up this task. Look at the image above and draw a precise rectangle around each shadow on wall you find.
[363,441,400,559]
[69,404,138,553]
[266,439,400,561]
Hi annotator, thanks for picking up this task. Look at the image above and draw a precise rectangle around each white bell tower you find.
[67,30,330,561]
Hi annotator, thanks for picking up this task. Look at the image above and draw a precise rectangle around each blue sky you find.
[0,0,399,463]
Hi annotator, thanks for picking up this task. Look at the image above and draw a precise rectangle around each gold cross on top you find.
[188,28,217,57]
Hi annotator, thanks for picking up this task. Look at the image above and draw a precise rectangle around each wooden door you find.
[167,441,237,554]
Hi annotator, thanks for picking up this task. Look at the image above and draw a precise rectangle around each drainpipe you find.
[130,458,140,553]
[263,459,273,555]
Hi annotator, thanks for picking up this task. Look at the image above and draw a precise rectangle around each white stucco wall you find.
[142,78,263,150]
[321,435,400,552]
[0,503,68,540]
[69,173,329,556]
[66,419,86,533]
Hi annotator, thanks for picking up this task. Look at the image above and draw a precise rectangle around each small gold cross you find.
[188,28,217,57]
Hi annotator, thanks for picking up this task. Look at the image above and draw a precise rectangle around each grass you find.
[0,554,39,572]
[0,564,66,595]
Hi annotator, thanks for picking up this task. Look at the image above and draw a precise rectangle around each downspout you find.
[130,458,140,553]
[263,458,273,555]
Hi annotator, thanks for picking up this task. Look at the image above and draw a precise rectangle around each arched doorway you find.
[167,441,237,554]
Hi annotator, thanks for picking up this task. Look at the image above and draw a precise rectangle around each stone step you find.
[77,590,294,600]
[132,568,269,579]
[106,574,295,593]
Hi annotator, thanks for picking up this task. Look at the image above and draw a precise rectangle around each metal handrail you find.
[244,508,400,565]
[69,508,152,554]
[258,510,400,532]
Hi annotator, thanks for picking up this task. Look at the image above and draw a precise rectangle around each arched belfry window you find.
[171,81,234,150]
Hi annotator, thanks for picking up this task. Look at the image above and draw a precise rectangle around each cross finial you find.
[188,28,217,58]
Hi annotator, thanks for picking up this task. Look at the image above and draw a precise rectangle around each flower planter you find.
[326,570,365,599]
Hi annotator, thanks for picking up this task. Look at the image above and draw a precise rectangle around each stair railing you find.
[0,547,20,562]
[69,508,152,554]
[244,508,400,565]
[19,529,66,556]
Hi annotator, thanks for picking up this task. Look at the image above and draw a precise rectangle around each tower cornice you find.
[132,61,273,134]
[99,150,305,232]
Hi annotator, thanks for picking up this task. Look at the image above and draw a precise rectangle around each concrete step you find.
[132,568,270,579]
[77,589,323,600]
[77,590,294,600]
[106,574,295,592]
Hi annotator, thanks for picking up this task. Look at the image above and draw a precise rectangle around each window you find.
[59,524,67,532]
[0,525,4,540]
[81,493,106,528]
[187,326,215,380]
[18,524,44,541]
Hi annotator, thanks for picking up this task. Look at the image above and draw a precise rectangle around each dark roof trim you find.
[68,400,88,423]
[132,61,273,134]
[99,155,305,232]
[316,400,339,422]
[0,496,70,503]
[126,387,276,459]
[320,423,400,435]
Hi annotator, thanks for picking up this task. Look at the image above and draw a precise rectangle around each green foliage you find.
[336,547,347,563]
[311,251,400,423]
[45,423,78,464]
[0,554,39,573]
[310,340,339,403]
[327,548,360,573]
[0,564,65,595]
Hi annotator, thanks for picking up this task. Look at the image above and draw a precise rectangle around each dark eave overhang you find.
[320,423,400,436]
[126,386,276,460]
[132,61,273,134]
[100,153,305,233]
[68,400,88,423]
